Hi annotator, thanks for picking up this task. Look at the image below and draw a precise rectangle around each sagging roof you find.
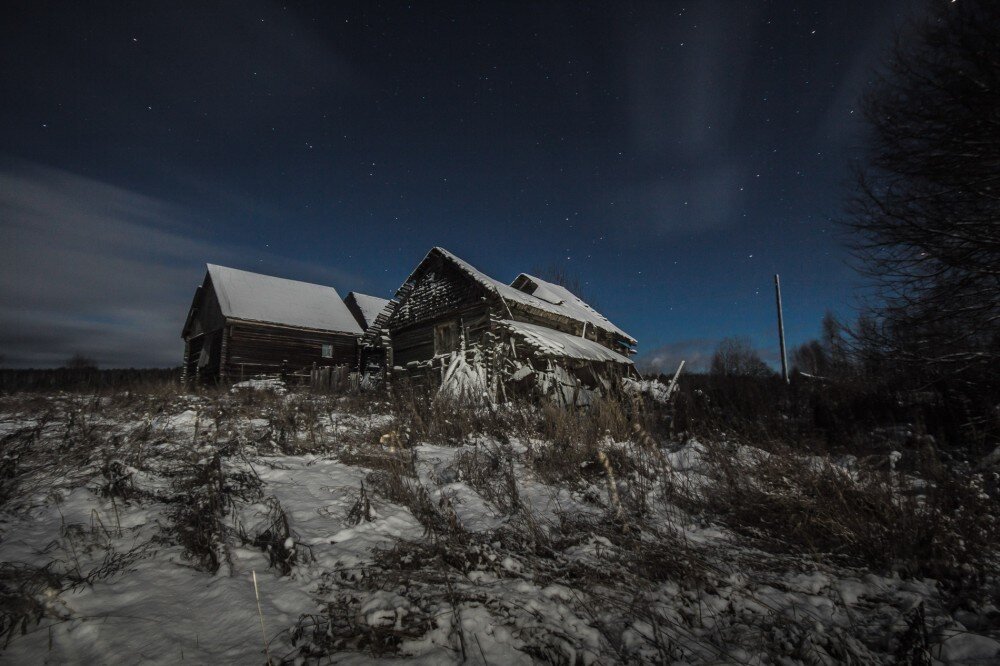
[206,264,363,335]
[432,247,636,345]
[510,273,634,343]
[345,292,391,329]
[502,320,633,365]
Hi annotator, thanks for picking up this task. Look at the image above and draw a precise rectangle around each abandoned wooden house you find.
[181,264,363,384]
[365,247,639,404]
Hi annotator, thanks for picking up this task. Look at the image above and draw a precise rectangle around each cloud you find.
[0,161,364,368]
[626,162,746,236]
[817,5,909,147]
[624,2,760,160]
[617,2,759,237]
[634,339,716,375]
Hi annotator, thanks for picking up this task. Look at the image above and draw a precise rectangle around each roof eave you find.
[224,316,363,337]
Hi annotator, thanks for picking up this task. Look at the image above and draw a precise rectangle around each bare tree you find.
[791,340,827,377]
[710,337,772,378]
[848,0,1000,385]
[793,312,856,378]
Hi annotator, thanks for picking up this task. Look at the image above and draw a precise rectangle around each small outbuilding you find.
[344,292,391,331]
[344,291,391,377]
[181,264,363,384]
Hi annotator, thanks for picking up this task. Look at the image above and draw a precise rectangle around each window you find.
[434,321,460,355]
[321,344,333,358]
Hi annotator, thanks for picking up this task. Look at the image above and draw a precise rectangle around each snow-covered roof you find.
[502,320,634,365]
[206,264,363,334]
[346,292,391,329]
[511,273,634,343]
[432,248,635,344]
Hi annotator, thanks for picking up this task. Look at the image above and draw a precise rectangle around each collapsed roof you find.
[206,264,363,335]
[501,320,633,365]
[429,247,636,346]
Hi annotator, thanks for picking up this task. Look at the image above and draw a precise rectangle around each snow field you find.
[0,390,997,664]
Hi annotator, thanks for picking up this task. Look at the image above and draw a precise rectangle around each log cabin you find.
[181,264,363,384]
[368,247,639,404]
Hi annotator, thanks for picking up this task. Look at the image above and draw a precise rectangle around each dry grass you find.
[167,452,239,574]
[452,443,521,516]
[2,378,998,663]
[692,438,1000,591]
[244,497,313,576]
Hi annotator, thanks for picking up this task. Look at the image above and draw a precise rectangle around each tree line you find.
[702,0,999,450]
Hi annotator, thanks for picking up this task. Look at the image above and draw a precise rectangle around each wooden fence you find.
[309,364,358,391]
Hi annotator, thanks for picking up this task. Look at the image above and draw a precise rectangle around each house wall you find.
[182,278,358,384]
[388,259,493,367]
[182,331,218,384]
[186,278,226,337]
[493,324,637,405]
[391,308,492,367]
[392,258,487,328]
[222,321,357,381]
[181,277,226,383]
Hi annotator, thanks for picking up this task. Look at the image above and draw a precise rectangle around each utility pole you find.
[774,274,789,383]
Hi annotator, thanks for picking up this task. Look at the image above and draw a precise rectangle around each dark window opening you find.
[434,321,460,355]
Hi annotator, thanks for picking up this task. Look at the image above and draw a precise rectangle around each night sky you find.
[1,0,917,370]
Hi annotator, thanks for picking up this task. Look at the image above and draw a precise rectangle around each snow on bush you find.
[230,377,287,394]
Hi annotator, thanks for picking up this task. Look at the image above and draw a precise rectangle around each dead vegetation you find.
[696,438,1000,592]
[0,381,997,663]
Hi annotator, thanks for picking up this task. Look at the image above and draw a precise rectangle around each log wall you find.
[387,257,493,367]
[392,258,486,328]
[184,277,226,338]
[391,306,491,366]
[223,321,357,381]
[182,331,217,384]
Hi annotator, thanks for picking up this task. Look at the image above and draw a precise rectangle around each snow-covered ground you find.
[0,391,997,664]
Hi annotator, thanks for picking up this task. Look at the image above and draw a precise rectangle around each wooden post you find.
[219,327,229,382]
[385,342,393,390]
[181,340,190,386]
[774,274,789,384]
[665,360,685,397]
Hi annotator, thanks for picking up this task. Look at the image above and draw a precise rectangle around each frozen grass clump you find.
[693,438,1000,591]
